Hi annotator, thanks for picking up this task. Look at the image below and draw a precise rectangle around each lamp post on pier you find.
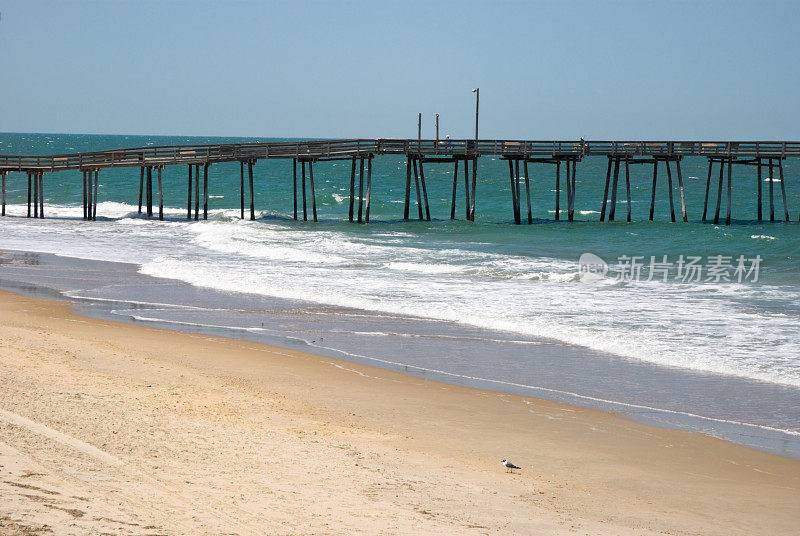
[471,88,479,140]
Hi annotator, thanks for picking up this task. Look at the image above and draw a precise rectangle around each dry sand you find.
[0,289,798,535]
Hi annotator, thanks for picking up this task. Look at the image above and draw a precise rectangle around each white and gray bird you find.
[501,459,520,473]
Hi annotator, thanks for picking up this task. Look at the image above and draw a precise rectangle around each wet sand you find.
[1,289,799,535]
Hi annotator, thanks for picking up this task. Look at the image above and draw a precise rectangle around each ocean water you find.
[1,133,799,454]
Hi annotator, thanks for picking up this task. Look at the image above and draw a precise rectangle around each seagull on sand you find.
[502,459,520,473]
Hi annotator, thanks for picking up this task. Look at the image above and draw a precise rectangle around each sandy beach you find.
[0,289,798,535]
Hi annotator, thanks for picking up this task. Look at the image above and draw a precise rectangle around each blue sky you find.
[1,0,798,139]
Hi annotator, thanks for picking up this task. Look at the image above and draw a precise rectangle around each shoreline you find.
[1,289,799,534]
[2,247,800,460]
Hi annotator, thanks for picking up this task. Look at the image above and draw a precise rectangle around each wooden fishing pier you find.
[1,139,798,225]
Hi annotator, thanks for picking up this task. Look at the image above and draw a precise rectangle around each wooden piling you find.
[756,158,762,221]
[203,164,209,220]
[570,160,576,222]
[358,158,364,223]
[701,159,711,221]
[146,166,153,217]
[138,166,144,214]
[609,158,619,221]
[248,161,255,221]
[365,157,372,223]
[157,167,164,221]
[293,159,298,221]
[419,158,431,221]
[769,158,775,222]
[778,159,789,222]
[600,157,612,221]
[470,157,477,221]
[187,164,193,220]
[403,157,411,220]
[33,172,39,218]
[349,157,356,222]
[194,164,200,221]
[309,160,317,222]
[665,160,676,222]
[39,173,44,218]
[676,159,687,222]
[564,159,572,222]
[726,157,732,226]
[25,173,31,217]
[624,159,631,222]
[524,159,532,224]
[450,159,458,220]
[1,172,5,216]
[301,160,307,221]
[508,159,519,224]
[412,158,423,220]
[240,161,245,220]
[86,171,91,221]
[713,159,724,225]
[82,171,87,220]
[514,158,522,224]
[463,158,471,220]
[555,160,561,221]
[93,170,99,221]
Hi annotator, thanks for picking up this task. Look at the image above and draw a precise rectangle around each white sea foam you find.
[2,202,800,388]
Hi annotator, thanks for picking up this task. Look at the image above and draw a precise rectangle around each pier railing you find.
[1,139,800,172]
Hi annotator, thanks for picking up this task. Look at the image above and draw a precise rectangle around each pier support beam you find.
[348,157,356,222]
[138,167,144,214]
[157,166,164,221]
[194,164,200,221]
[293,158,298,221]
[248,160,255,221]
[308,160,317,222]
[1,171,5,216]
[187,164,193,220]
[146,166,153,217]
[203,163,209,220]
[92,170,98,221]
[357,157,364,223]
[38,173,44,218]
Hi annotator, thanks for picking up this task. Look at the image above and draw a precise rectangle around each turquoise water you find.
[1,132,799,441]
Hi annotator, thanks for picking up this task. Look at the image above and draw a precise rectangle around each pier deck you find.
[0,138,798,225]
